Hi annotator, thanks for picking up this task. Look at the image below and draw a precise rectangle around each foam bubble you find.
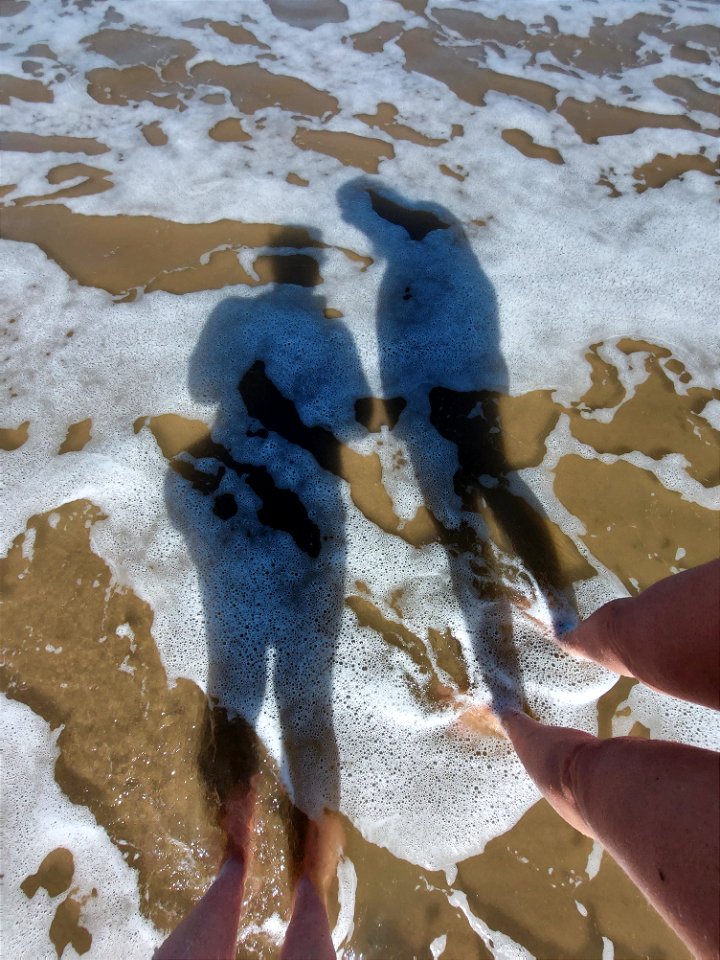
[1,0,718,949]
[0,696,162,958]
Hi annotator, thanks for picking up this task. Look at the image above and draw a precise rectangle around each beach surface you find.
[1,1,719,957]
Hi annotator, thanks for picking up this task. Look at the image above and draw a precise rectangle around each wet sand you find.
[1,1,719,958]
[1,488,701,958]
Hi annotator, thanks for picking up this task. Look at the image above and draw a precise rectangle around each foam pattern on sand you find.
[1,0,718,955]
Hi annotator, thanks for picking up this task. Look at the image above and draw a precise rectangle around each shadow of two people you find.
[165,177,570,831]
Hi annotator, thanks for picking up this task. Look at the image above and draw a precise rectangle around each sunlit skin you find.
[154,562,718,959]
[462,560,720,960]
[558,559,719,709]
[153,786,341,960]
[153,780,258,960]
[281,815,344,960]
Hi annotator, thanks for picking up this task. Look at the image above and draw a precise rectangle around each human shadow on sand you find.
[161,239,371,816]
[338,177,576,712]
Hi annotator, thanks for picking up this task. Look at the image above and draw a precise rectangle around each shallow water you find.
[1,1,718,957]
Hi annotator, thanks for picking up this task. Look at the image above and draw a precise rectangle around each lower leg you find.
[153,856,248,960]
[280,813,343,960]
[153,780,257,960]
[559,560,720,709]
[500,711,720,960]
[501,710,597,837]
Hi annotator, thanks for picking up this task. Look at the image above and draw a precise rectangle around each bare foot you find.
[455,700,507,739]
[301,811,345,907]
[429,682,506,737]
[221,775,259,862]
[428,679,460,707]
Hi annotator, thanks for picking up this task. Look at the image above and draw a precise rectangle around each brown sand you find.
[4,333,714,956]
[2,7,718,957]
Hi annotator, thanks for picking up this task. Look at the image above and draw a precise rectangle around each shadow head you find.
[337,175,460,254]
[186,225,326,404]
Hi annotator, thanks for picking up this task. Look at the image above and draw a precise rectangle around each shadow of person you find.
[162,233,369,819]
[338,178,572,713]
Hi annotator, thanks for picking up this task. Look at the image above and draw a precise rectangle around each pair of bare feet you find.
[222,777,344,896]
[155,779,344,960]
[231,781,345,960]
[451,562,720,960]
[158,562,718,960]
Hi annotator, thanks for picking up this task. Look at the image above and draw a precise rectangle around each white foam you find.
[614,684,720,752]
[448,890,534,960]
[332,857,357,951]
[585,840,604,881]
[430,933,448,958]
[1,0,718,950]
[0,695,162,959]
